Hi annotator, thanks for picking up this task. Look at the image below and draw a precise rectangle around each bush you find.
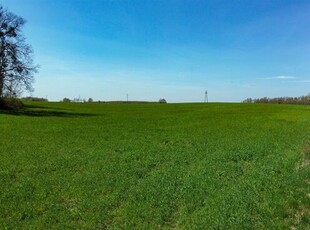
[0,97,24,110]
[62,98,71,103]
[159,98,167,103]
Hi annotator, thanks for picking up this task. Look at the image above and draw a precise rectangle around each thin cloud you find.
[294,80,310,83]
[242,84,254,88]
[264,76,296,80]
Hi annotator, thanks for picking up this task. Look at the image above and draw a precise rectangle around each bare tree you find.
[0,5,38,97]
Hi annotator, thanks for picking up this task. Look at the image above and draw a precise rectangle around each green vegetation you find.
[0,102,309,229]
[243,93,310,105]
[0,97,24,110]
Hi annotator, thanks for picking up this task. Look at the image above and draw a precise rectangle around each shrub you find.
[0,97,24,110]
[159,98,167,103]
[62,98,71,103]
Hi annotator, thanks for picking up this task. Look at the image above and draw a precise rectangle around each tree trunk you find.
[0,75,3,97]
[0,39,3,97]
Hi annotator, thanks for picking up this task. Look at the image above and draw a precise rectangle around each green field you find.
[0,102,309,229]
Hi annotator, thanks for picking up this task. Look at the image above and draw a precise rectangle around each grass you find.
[0,102,309,229]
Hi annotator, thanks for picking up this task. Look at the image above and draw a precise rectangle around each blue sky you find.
[2,0,310,102]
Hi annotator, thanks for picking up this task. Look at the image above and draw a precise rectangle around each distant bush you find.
[243,94,310,105]
[88,98,93,103]
[0,97,24,110]
[22,97,48,102]
[62,98,71,103]
[159,98,167,103]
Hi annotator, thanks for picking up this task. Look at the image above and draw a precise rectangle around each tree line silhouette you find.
[243,94,310,105]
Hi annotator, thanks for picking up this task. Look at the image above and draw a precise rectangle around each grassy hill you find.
[0,102,309,229]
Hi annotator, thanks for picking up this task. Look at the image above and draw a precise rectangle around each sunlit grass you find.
[0,102,309,229]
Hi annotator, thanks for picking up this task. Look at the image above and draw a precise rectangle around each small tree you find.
[62,98,71,102]
[159,98,167,103]
[0,5,38,98]
[88,98,93,103]
[243,98,253,103]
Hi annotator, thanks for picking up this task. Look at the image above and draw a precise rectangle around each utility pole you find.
[126,93,128,103]
[204,90,208,103]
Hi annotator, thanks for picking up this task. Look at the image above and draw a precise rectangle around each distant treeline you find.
[21,97,48,102]
[243,94,310,105]
[96,101,159,104]
[62,98,167,104]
